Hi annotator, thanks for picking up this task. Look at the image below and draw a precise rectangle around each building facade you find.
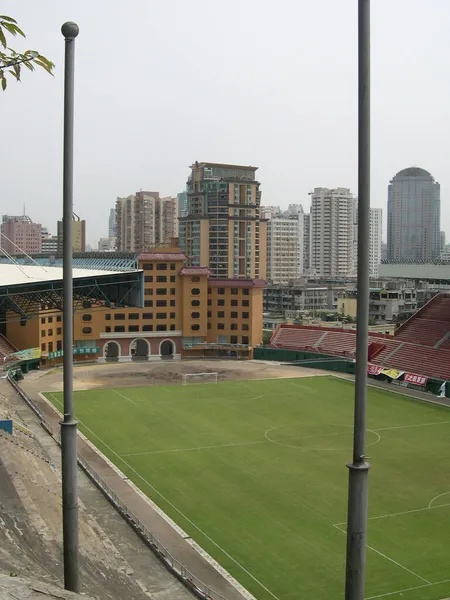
[108,208,116,237]
[387,167,440,262]
[1,215,42,255]
[115,192,179,253]
[369,208,382,277]
[98,237,116,252]
[5,248,263,363]
[303,213,311,273]
[57,213,86,253]
[179,162,267,279]
[310,187,356,277]
[266,211,304,284]
[177,191,187,217]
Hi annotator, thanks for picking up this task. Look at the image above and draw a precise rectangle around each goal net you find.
[181,372,218,386]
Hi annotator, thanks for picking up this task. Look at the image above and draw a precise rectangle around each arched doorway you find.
[160,339,174,359]
[104,341,120,362]
[130,339,150,361]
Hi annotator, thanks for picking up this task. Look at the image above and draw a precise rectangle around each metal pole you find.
[61,21,80,594]
[345,2,370,599]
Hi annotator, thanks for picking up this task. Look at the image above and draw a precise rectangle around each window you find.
[82,301,91,309]
[156,300,167,307]
[218,323,225,330]
[242,323,249,331]
[231,323,238,330]
[231,300,238,306]
[48,342,53,352]
[143,313,153,319]
[114,325,125,332]
[242,312,249,319]
[191,324,200,331]
[156,263,167,270]
[170,312,176,319]
[191,288,200,295]
[208,288,212,294]
[191,312,200,319]
[143,324,153,332]
[191,300,200,307]
[128,325,139,332]
[41,317,45,324]
[145,275,153,282]
[41,343,46,351]
[144,300,153,307]
[170,276,176,282]
[230,312,238,319]
[145,288,153,296]
[142,263,154,270]
[57,340,62,351]
[105,326,111,333]
[156,313,166,319]
[48,329,53,336]
[82,327,92,334]
[170,263,176,270]
[156,288,167,295]
[207,299,212,306]
[128,313,139,320]
[82,314,92,322]
[105,314,111,321]
[170,288,176,295]
[231,288,238,295]
[156,324,167,331]
[230,335,238,344]
[218,311,225,318]
[170,300,176,307]
[57,327,62,335]
[114,313,125,320]
[218,288,225,295]
[157,275,167,282]
[243,289,249,296]
[242,336,249,344]
[57,315,62,322]
[218,299,225,306]
[242,300,249,307]
[191,276,200,282]
[48,316,53,323]
[170,324,175,331]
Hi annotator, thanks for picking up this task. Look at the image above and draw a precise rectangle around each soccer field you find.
[46,376,450,600]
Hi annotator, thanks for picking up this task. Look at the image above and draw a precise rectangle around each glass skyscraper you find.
[387,167,440,262]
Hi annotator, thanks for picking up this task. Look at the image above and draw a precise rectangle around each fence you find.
[6,375,228,600]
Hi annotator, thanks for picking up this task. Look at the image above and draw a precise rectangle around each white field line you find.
[122,439,267,457]
[334,502,450,527]
[48,393,280,600]
[112,389,136,405]
[429,491,450,508]
[333,525,431,585]
[365,578,450,600]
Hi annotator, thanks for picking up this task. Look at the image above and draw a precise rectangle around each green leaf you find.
[0,27,6,49]
[0,16,18,24]
[1,76,6,91]
[2,22,25,37]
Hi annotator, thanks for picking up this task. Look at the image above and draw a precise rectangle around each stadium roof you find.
[0,263,143,323]
[379,262,450,281]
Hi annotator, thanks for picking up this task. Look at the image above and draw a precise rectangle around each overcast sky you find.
[1,0,449,246]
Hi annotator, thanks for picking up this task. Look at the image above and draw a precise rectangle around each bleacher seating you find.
[0,334,16,361]
[272,327,323,350]
[316,331,357,356]
[396,318,450,347]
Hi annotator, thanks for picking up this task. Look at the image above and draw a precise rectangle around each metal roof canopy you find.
[0,265,143,324]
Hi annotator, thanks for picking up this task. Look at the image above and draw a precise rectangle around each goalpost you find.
[181,372,218,386]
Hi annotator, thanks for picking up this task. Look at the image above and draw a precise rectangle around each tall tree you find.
[0,15,54,90]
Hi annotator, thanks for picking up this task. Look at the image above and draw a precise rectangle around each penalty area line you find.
[112,389,136,405]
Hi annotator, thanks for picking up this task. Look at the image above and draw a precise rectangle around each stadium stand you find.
[394,293,450,347]
[0,334,16,361]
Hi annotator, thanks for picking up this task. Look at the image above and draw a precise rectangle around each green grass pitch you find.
[46,376,450,600]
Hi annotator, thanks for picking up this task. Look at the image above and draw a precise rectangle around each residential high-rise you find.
[440,231,446,254]
[108,208,116,237]
[1,215,42,255]
[387,167,440,262]
[177,191,187,218]
[303,213,311,273]
[310,187,356,277]
[369,208,382,277]
[179,162,267,279]
[57,213,86,253]
[98,237,116,252]
[115,192,179,253]
[266,207,304,284]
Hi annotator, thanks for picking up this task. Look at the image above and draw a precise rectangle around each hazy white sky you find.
[1,0,450,246]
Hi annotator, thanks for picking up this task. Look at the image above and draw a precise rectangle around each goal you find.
[181,372,218,386]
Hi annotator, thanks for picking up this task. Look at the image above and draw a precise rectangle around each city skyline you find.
[2,1,450,245]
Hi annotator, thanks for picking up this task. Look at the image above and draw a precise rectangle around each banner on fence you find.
[404,372,428,386]
[380,368,404,380]
[367,364,383,376]
[11,347,41,361]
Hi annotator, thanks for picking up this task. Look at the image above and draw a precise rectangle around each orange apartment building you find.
[5,247,264,365]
